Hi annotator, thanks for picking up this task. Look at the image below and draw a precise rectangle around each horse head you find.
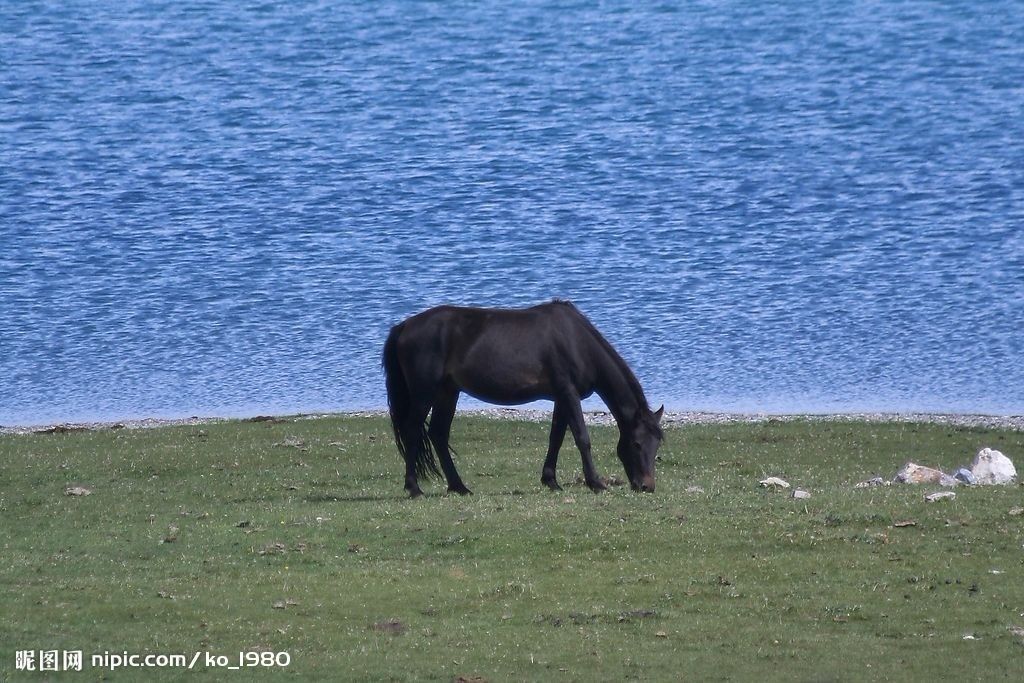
[617,405,664,492]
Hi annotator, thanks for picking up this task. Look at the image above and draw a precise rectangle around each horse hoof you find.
[448,486,473,496]
[542,478,563,491]
[407,489,424,499]
[586,480,608,493]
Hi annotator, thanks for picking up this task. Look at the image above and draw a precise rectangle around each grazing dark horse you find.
[382,300,664,498]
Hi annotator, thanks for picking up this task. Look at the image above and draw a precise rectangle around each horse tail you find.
[382,322,440,479]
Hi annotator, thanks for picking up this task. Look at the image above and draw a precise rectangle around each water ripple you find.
[2,1,1023,424]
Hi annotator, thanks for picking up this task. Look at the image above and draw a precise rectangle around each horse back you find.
[396,302,597,403]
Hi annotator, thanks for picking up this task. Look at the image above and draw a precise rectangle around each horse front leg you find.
[541,405,567,491]
[561,392,607,493]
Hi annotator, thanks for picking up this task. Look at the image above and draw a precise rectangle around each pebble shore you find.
[3,409,1023,435]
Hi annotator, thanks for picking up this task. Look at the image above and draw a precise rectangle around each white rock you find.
[970,448,1016,485]
[854,476,886,489]
[924,491,956,502]
[792,489,811,499]
[759,477,790,489]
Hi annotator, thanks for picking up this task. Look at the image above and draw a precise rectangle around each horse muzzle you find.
[632,475,656,493]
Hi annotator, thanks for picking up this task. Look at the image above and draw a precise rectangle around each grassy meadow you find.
[2,415,1024,681]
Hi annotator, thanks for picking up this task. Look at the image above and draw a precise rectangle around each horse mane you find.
[557,301,654,420]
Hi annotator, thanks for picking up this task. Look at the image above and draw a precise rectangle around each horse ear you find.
[654,405,664,422]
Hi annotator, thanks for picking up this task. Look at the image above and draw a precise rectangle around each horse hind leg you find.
[400,400,432,498]
[428,387,472,495]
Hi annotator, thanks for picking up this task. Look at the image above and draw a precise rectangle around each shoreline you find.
[3,408,1024,435]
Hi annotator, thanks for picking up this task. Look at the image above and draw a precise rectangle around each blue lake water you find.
[2,1,1023,425]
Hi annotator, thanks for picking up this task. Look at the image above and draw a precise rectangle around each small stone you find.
[1009,507,1024,516]
[924,491,956,502]
[759,477,790,489]
[792,489,811,499]
[63,485,92,496]
[970,448,1016,485]
[854,477,886,489]
[953,468,976,485]
[685,485,705,494]
[273,598,299,610]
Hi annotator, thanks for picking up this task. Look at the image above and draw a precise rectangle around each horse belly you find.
[451,359,554,405]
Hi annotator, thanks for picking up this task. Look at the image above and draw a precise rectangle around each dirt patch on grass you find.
[371,619,406,635]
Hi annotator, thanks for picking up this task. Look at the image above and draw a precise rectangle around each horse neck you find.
[592,346,646,429]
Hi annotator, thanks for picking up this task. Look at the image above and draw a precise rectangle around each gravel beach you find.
[3,409,1023,435]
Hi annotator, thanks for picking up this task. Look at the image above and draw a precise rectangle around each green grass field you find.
[2,415,1024,681]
